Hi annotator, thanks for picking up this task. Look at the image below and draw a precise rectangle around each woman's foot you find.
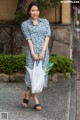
[22,98,29,108]
[22,91,31,108]
[34,104,42,111]
[32,94,42,111]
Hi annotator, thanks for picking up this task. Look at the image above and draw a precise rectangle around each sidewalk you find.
[0,80,72,120]
[77,80,80,120]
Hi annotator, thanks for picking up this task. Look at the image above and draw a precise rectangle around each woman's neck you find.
[31,17,38,25]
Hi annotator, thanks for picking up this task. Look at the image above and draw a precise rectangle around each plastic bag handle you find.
[34,60,42,68]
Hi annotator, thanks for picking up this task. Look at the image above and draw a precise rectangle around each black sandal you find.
[34,104,42,111]
[22,98,29,108]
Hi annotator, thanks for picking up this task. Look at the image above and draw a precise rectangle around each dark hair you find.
[28,1,40,12]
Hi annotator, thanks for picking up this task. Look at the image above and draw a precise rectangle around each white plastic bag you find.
[26,61,45,94]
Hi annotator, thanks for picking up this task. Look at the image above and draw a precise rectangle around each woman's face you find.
[29,6,40,19]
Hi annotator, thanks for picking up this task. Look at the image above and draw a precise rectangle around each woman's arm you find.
[28,40,39,60]
[42,36,50,52]
[39,36,50,60]
[28,40,34,55]
[21,23,38,60]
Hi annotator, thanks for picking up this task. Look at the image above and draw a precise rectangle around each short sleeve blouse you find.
[21,17,51,41]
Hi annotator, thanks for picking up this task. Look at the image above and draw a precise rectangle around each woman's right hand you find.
[31,52,39,61]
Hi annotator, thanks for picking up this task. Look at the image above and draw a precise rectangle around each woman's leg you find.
[22,90,31,107]
[24,90,31,99]
[32,94,39,104]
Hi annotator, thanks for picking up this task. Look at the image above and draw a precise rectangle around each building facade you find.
[0,0,72,56]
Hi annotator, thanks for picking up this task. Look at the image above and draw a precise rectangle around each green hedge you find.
[0,54,25,74]
[49,55,74,75]
[0,54,74,75]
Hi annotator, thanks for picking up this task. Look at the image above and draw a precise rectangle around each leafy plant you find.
[0,54,25,74]
[14,7,29,24]
[0,54,74,75]
[49,56,74,76]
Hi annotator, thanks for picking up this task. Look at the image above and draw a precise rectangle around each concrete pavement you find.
[0,80,73,120]
[77,81,80,120]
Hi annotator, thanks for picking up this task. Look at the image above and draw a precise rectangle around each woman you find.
[21,1,51,111]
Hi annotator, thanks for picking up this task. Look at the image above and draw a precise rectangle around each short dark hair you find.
[28,1,40,12]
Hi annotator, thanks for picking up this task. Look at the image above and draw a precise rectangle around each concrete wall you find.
[0,24,22,54]
[49,25,71,56]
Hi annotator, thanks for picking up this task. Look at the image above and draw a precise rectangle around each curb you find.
[69,74,77,120]
[0,73,72,82]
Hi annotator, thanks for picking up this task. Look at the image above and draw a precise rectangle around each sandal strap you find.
[34,104,41,109]
[23,98,29,104]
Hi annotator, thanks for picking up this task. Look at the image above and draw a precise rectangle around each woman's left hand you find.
[38,51,45,60]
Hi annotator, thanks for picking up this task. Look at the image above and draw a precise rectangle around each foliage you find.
[14,7,29,24]
[49,55,74,75]
[0,54,74,75]
[0,54,25,74]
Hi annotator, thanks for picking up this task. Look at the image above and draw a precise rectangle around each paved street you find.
[77,81,80,120]
[0,80,71,120]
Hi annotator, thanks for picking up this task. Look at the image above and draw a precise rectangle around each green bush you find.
[49,55,74,75]
[0,54,25,74]
[0,54,74,75]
